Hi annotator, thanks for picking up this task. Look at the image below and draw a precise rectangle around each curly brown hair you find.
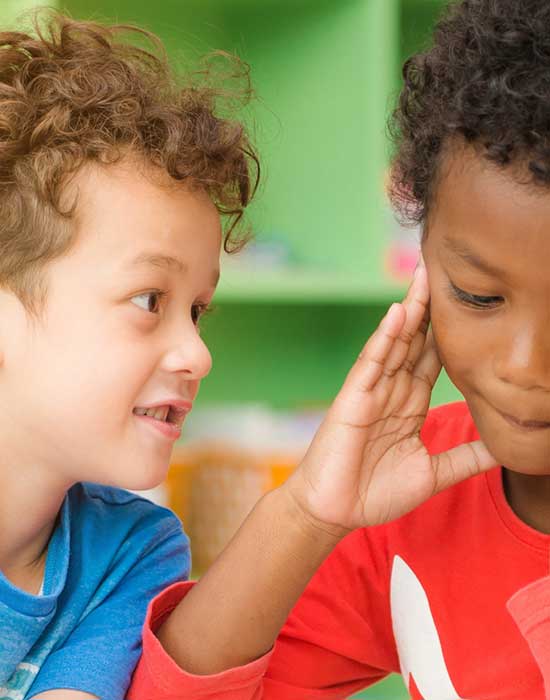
[0,8,259,318]
[389,0,550,229]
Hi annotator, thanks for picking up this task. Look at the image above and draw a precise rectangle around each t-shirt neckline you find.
[0,494,70,616]
[487,466,550,551]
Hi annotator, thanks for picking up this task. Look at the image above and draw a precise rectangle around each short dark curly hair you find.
[389,0,550,227]
[0,8,259,318]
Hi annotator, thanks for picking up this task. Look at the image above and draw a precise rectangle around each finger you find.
[405,302,431,369]
[406,253,431,368]
[431,439,499,495]
[344,302,406,394]
[412,327,442,389]
[383,264,430,377]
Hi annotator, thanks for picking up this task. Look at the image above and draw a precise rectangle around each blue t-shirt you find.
[0,482,189,700]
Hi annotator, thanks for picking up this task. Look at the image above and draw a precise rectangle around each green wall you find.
[57,0,459,414]
[2,2,455,698]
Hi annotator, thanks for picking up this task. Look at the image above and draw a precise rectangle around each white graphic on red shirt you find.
[390,555,464,700]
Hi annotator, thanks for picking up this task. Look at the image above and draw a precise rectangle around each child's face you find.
[423,146,550,475]
[0,159,221,490]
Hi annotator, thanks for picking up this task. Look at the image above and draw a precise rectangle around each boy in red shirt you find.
[128,0,550,698]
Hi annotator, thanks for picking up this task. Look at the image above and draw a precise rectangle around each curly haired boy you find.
[0,9,258,700]
[127,1,550,699]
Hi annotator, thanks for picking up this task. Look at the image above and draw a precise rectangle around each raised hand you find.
[151,260,499,680]
[286,259,498,532]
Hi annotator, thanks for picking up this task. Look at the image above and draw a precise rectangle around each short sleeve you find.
[27,519,189,700]
[129,528,398,700]
[129,581,274,700]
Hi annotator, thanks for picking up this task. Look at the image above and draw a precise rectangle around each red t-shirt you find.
[128,402,550,700]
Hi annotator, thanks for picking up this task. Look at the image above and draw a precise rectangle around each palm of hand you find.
[287,263,497,533]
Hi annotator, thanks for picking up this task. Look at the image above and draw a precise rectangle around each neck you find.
[0,461,70,593]
[502,468,550,534]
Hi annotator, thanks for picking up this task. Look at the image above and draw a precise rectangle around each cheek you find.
[429,295,480,389]
[33,333,145,416]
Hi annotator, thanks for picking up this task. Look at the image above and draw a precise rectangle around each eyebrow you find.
[442,236,507,279]
[126,251,220,286]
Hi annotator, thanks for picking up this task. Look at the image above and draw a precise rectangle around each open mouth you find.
[133,405,184,427]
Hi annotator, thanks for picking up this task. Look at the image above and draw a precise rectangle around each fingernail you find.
[385,302,401,323]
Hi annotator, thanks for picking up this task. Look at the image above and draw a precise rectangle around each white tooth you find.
[146,406,168,421]
[135,407,147,416]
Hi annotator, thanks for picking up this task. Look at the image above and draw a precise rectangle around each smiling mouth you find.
[498,411,550,431]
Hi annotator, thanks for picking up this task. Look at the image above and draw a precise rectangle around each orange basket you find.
[166,443,298,574]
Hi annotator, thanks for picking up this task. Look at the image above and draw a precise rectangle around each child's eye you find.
[192,303,213,326]
[449,282,503,309]
[130,291,213,324]
[131,290,167,314]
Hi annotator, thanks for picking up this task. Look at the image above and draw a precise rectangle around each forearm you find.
[156,485,347,675]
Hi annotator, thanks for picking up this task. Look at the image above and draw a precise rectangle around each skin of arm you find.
[157,485,347,674]
[157,261,498,675]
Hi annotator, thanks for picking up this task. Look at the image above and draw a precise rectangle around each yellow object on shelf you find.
[166,442,299,573]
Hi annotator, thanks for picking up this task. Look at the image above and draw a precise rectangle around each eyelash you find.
[133,289,213,325]
[449,282,503,309]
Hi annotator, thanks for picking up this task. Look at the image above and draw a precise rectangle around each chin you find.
[125,470,169,492]
[498,461,550,477]
[101,461,170,492]
[481,434,550,475]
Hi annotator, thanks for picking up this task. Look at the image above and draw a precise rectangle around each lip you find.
[134,413,183,441]
[136,399,193,411]
[133,399,193,442]
[497,409,550,432]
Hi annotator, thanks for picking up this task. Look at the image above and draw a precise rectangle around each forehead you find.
[69,160,222,268]
[428,147,550,281]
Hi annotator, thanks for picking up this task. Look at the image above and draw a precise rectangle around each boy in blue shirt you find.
[0,8,258,700]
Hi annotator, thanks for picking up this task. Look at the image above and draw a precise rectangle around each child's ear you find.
[0,288,31,367]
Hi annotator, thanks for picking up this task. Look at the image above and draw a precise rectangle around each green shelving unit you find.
[60,0,457,414]
[17,1,451,697]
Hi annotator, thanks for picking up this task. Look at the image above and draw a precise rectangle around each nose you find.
[161,322,213,380]
[493,319,550,392]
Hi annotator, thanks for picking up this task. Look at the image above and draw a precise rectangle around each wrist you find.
[276,479,351,546]
[156,484,347,675]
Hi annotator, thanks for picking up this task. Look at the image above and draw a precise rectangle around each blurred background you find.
[2,1,456,698]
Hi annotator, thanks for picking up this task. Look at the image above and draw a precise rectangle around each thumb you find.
[431,440,499,495]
